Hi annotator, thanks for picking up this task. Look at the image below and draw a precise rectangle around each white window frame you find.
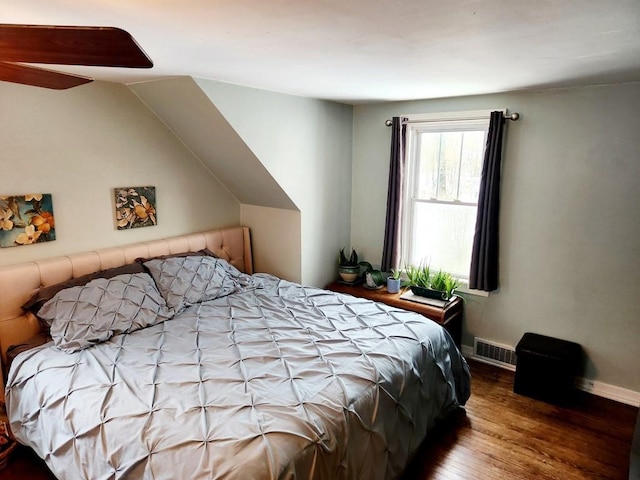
[399,110,501,289]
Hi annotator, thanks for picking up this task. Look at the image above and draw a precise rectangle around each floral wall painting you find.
[0,194,56,248]
[114,186,157,230]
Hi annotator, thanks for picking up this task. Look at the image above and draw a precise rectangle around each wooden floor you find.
[401,360,638,480]
[2,360,637,479]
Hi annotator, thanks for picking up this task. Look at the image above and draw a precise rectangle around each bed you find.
[1,226,470,479]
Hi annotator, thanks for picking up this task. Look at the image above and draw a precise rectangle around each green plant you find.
[390,269,401,280]
[337,249,386,286]
[404,262,431,288]
[428,269,461,299]
[429,270,448,291]
[338,248,359,266]
[403,263,461,300]
[360,261,386,287]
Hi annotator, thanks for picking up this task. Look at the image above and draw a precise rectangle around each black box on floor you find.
[514,332,582,405]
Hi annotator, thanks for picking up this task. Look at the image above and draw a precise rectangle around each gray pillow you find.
[143,256,258,312]
[21,262,146,322]
[38,273,174,353]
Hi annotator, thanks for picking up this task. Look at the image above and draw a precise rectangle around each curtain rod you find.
[384,112,520,126]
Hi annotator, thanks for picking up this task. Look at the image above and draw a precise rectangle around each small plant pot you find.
[338,265,360,283]
[410,285,449,300]
[386,277,401,294]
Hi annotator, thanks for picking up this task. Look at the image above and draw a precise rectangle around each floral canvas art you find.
[114,186,157,230]
[0,194,56,248]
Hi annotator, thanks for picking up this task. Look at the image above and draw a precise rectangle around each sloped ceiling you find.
[130,76,297,211]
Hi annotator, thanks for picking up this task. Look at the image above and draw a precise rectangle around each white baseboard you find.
[461,345,640,407]
[574,378,640,407]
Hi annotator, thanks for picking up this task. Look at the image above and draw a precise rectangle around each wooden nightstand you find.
[326,281,463,348]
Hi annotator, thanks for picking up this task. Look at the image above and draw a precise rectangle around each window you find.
[400,112,492,279]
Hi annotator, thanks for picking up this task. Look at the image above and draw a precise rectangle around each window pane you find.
[410,202,478,278]
[458,131,486,203]
[415,129,486,203]
[437,132,462,201]
[416,132,440,199]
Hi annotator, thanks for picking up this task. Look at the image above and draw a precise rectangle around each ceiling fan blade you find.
[0,61,93,90]
[0,24,153,68]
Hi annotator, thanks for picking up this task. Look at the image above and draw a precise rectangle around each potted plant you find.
[360,262,386,289]
[387,269,402,293]
[338,248,362,283]
[405,263,460,301]
[405,263,436,298]
[429,269,461,301]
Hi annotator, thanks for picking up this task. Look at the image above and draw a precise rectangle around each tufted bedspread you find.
[6,274,470,480]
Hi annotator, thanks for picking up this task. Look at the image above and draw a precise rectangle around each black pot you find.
[410,285,449,300]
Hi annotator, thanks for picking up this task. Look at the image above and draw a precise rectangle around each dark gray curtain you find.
[469,111,506,291]
[381,117,406,272]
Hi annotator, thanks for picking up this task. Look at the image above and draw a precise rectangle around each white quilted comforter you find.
[7,274,470,480]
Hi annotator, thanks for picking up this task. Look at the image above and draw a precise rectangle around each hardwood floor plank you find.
[463,412,614,476]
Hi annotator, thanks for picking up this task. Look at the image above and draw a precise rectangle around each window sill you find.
[455,282,490,298]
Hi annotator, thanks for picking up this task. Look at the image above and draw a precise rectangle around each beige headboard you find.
[0,226,252,394]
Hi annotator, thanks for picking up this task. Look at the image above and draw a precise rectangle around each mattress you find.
[6,268,470,480]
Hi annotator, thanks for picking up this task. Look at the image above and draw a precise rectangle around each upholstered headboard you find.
[0,226,252,397]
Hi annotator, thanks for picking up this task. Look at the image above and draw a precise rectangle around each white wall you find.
[131,78,297,211]
[195,79,354,287]
[0,81,240,266]
[241,204,301,282]
[352,83,640,395]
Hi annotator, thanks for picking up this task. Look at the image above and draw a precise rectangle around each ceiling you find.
[5,0,640,104]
